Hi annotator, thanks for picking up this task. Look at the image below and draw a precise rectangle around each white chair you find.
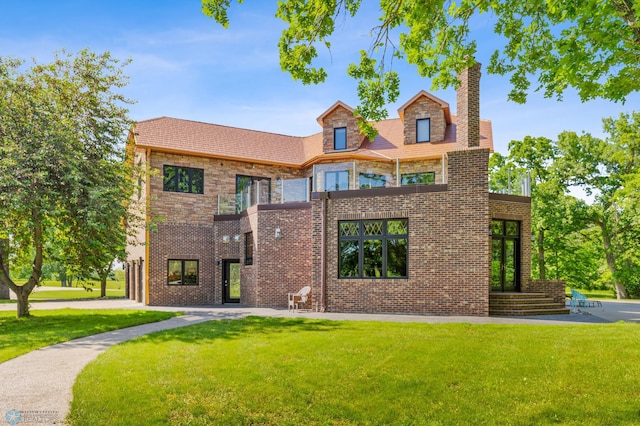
[287,286,312,312]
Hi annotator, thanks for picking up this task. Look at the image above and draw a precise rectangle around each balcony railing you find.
[216,157,450,214]
[217,177,311,214]
[489,171,531,197]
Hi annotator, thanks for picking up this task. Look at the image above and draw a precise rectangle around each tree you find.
[0,50,133,317]
[203,1,640,137]
[497,112,640,298]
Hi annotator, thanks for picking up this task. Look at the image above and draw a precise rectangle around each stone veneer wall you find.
[489,194,532,292]
[149,152,305,225]
[402,96,447,144]
[312,148,491,315]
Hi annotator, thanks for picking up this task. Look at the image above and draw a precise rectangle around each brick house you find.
[126,65,561,316]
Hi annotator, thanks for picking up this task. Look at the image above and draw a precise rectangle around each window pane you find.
[325,171,349,191]
[415,172,435,184]
[177,167,190,192]
[191,169,204,194]
[245,232,254,265]
[387,238,407,277]
[340,221,359,237]
[506,221,519,236]
[362,239,383,277]
[417,118,430,143]
[359,173,385,189]
[184,261,198,284]
[492,220,504,236]
[491,239,502,288]
[168,260,182,284]
[401,172,435,186]
[334,127,347,150]
[363,220,383,235]
[387,219,407,235]
[339,240,359,278]
[163,166,176,192]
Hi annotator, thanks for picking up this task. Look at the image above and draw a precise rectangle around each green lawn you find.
[69,317,640,425]
[0,309,179,363]
[30,288,126,300]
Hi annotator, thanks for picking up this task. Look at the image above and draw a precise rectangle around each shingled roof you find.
[133,105,493,168]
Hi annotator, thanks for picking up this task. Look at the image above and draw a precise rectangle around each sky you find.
[1,1,638,156]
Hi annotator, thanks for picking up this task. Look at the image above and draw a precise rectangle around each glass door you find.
[491,220,520,292]
[222,260,240,303]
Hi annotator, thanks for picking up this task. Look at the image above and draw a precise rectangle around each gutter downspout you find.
[320,194,327,312]
[144,148,151,305]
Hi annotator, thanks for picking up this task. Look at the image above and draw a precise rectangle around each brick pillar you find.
[456,62,481,149]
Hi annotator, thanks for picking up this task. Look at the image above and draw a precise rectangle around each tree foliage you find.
[203,0,640,136]
[0,50,134,316]
[492,111,640,298]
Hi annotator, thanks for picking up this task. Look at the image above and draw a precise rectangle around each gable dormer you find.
[317,101,361,153]
[397,91,451,145]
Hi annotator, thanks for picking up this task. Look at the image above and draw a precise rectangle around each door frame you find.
[491,219,521,292]
[222,259,240,303]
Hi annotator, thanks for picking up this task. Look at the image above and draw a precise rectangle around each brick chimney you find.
[456,62,481,149]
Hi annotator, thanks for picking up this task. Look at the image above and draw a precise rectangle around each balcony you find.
[217,177,312,214]
[216,159,448,214]
[489,171,531,197]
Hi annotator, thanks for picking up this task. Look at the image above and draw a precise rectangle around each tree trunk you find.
[100,274,107,298]
[0,239,10,299]
[602,231,628,299]
[537,229,546,280]
[0,281,9,300]
[14,286,31,318]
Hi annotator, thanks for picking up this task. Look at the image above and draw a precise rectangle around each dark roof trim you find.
[312,184,448,200]
[489,193,532,203]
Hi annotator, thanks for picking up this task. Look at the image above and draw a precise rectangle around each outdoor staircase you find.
[489,292,570,316]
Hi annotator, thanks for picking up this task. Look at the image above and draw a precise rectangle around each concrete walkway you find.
[0,298,638,424]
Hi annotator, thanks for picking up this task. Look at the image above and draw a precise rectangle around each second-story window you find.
[163,165,204,194]
[416,118,430,143]
[334,127,347,150]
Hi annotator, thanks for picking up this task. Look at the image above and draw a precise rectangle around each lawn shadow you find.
[133,316,348,346]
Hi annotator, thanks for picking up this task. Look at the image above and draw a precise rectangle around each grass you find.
[0,279,127,301]
[69,317,640,425]
[0,309,179,363]
[30,288,125,300]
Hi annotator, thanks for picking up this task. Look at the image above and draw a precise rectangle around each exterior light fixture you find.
[222,235,230,243]
[275,227,282,239]
[233,234,241,243]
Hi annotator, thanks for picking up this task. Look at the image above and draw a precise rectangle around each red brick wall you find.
[456,63,481,149]
[312,149,491,315]
[148,223,216,305]
[213,217,242,304]
[525,280,565,303]
[253,205,313,307]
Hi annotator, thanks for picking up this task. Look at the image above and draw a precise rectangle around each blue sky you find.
[1,1,638,155]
